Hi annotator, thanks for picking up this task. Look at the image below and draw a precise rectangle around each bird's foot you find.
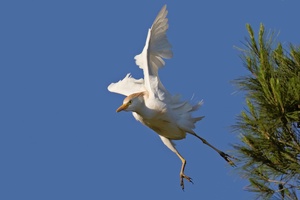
[219,152,237,167]
[180,173,193,190]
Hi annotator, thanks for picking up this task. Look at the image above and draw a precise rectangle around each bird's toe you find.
[180,173,193,190]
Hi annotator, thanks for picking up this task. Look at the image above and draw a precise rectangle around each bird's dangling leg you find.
[193,133,236,167]
[158,136,193,190]
[175,151,193,190]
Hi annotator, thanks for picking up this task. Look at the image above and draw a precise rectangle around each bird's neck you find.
[133,102,151,118]
[134,99,163,120]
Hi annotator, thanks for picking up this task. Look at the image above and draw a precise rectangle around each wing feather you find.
[134,5,172,100]
[107,73,145,96]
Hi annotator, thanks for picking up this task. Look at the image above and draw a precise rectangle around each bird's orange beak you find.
[116,103,128,112]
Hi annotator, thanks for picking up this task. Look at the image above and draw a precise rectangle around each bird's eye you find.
[128,100,132,105]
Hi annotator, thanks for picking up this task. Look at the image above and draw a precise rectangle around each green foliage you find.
[234,23,300,199]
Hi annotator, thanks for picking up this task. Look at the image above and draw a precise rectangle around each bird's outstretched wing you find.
[134,5,173,100]
[107,73,146,96]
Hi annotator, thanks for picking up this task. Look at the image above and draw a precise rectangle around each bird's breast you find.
[132,111,186,140]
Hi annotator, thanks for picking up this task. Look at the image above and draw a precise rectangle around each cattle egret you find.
[107,5,235,190]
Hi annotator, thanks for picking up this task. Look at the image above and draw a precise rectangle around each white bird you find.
[107,5,235,190]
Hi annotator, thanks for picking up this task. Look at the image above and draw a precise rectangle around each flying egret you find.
[107,5,235,190]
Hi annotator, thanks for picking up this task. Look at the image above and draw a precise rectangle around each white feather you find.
[134,5,172,100]
[107,73,145,96]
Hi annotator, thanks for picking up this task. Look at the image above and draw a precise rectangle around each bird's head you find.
[116,92,145,112]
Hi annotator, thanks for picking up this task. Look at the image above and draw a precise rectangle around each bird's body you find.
[134,102,193,140]
[125,91,203,140]
[108,5,234,189]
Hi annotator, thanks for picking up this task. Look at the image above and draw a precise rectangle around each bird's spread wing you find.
[107,73,146,96]
[134,5,173,100]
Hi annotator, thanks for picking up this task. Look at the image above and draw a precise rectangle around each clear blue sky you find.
[1,1,299,199]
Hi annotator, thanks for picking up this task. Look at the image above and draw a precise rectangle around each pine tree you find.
[233,23,300,199]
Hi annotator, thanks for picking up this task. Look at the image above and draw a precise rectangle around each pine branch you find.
[233,23,300,200]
